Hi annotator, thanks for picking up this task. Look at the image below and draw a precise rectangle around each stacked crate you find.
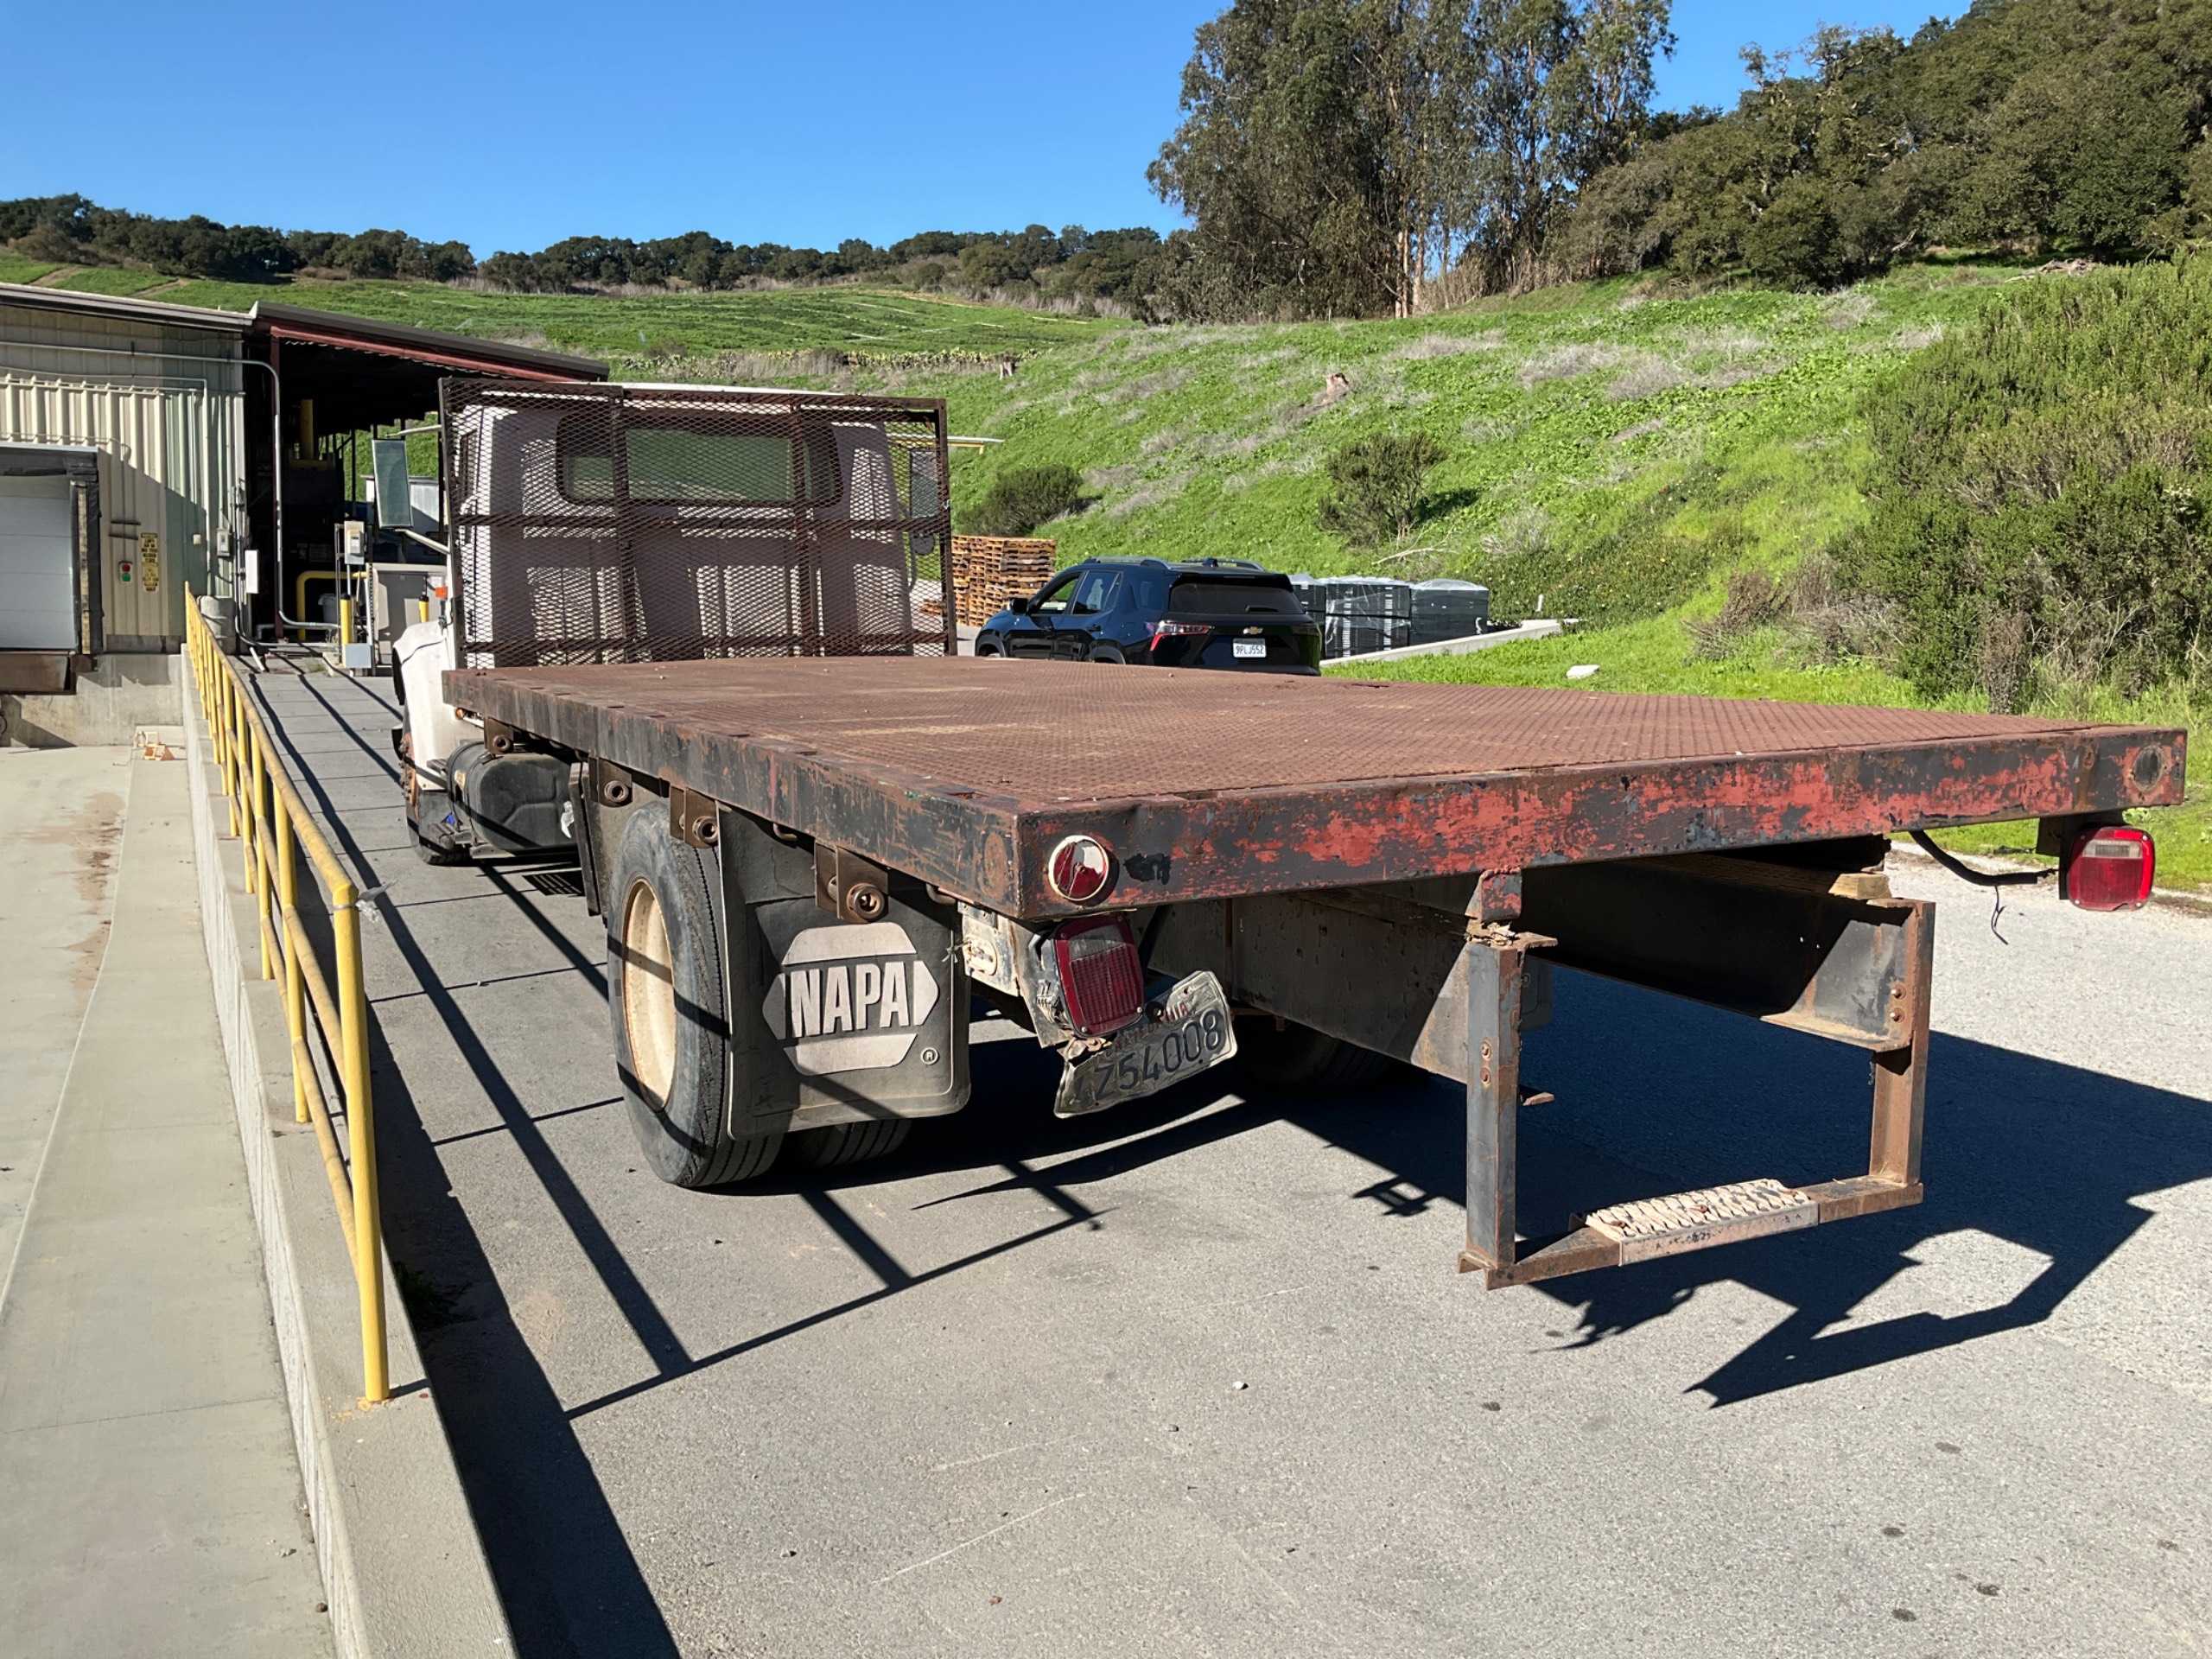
[949,536,1058,627]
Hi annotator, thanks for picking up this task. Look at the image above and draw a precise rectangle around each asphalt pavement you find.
[254,665,2210,1659]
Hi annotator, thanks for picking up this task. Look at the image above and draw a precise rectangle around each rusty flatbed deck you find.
[445,658,2185,918]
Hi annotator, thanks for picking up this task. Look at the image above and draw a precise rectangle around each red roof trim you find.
[262,321,581,382]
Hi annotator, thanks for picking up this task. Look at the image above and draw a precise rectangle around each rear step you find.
[1456,887,1935,1291]
[1470,1175,1921,1288]
[1586,1177,1816,1262]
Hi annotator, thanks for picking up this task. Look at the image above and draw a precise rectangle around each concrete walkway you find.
[0,748,334,1657]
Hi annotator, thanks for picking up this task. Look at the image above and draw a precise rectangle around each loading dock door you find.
[0,474,76,650]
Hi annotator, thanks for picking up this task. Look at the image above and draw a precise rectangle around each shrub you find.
[1838,258,2212,705]
[1742,181,1847,289]
[1686,569,1789,658]
[1315,432,1449,547]
[963,463,1087,537]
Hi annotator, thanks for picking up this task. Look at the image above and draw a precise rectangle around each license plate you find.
[1054,971,1237,1117]
[1232,639,1268,659]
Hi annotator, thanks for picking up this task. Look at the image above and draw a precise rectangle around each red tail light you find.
[1149,620,1210,652]
[2063,824,2155,912]
[1052,915,1144,1036]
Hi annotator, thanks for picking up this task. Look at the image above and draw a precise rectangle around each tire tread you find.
[785,1117,912,1171]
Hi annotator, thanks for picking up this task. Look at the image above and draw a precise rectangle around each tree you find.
[1149,3,1382,317]
[1148,0,1672,316]
[957,237,1035,289]
[480,252,537,291]
[1453,0,1674,292]
[1563,0,2212,287]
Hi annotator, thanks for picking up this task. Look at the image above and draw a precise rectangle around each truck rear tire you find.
[1236,1018,1394,1094]
[784,1118,912,1172]
[606,808,782,1187]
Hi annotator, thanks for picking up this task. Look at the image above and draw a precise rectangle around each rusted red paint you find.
[445,657,2186,919]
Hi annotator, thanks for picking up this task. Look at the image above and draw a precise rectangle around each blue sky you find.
[3,1,1954,255]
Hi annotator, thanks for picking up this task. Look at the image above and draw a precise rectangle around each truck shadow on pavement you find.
[256,671,685,1659]
[1280,969,2204,1409]
[873,965,2209,1411]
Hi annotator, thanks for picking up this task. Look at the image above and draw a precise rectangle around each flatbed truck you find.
[396,378,2186,1288]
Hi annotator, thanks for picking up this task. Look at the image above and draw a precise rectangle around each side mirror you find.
[1007,596,1031,615]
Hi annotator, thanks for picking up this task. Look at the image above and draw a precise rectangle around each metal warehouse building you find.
[0,282,601,744]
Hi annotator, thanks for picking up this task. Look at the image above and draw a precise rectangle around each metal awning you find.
[250,302,605,382]
[0,442,102,478]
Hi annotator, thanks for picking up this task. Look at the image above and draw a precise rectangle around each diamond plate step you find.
[1583,1178,1819,1264]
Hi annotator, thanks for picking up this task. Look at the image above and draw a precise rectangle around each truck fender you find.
[393,618,467,780]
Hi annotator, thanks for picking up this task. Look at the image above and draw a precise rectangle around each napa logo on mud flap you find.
[763,923,940,1076]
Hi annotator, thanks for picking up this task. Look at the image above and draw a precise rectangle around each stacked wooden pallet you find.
[949,535,1057,627]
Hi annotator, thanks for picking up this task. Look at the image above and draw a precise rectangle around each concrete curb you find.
[1328,619,1570,667]
[181,662,513,1659]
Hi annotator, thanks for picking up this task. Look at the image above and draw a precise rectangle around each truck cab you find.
[393,378,953,862]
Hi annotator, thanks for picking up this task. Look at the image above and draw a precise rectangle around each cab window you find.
[1070,569,1120,615]
[1031,570,1080,614]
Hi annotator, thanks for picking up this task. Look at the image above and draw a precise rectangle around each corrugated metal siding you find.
[0,302,245,645]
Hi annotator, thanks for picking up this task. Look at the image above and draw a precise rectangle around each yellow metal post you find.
[210,647,224,772]
[275,799,308,1125]
[338,596,354,660]
[220,674,240,837]
[237,691,257,898]
[332,882,388,1404]
[251,727,274,980]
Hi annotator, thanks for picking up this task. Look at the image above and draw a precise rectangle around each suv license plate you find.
[1055,972,1237,1117]
[1232,639,1267,658]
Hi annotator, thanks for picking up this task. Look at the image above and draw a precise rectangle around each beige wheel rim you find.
[620,877,677,1108]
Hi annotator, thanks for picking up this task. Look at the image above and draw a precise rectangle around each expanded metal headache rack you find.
[439,378,957,670]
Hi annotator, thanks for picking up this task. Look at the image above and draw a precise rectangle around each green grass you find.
[0,254,57,284]
[153,277,1120,364]
[50,265,170,295]
[821,264,2018,601]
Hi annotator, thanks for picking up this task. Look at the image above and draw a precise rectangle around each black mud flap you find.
[715,808,969,1130]
[412,784,469,856]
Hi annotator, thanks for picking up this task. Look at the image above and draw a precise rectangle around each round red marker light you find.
[1047,835,1113,905]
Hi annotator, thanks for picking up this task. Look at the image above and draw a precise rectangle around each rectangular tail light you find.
[2063,824,2155,912]
[1052,915,1144,1036]
[1149,620,1211,652]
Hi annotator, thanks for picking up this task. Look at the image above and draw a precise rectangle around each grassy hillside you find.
[50,265,173,295]
[154,276,1118,363]
[890,264,2010,605]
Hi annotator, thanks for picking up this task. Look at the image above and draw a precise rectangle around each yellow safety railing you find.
[184,591,388,1405]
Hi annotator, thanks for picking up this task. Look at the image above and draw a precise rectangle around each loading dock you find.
[0,444,97,683]
[0,282,601,742]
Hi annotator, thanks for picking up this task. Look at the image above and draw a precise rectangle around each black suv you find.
[975,556,1322,674]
